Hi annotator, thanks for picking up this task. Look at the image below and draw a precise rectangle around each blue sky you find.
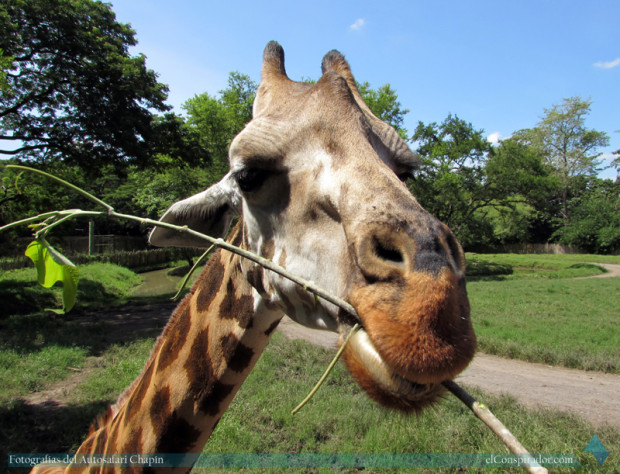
[109,0,619,178]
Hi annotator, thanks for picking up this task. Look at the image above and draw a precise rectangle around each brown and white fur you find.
[32,42,475,473]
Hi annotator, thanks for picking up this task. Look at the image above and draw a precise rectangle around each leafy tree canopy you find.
[512,97,609,223]
[357,81,409,139]
[0,0,176,173]
[554,178,620,253]
[411,114,492,246]
[513,97,608,178]
[183,72,257,180]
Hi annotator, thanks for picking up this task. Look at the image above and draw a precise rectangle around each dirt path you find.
[581,263,620,279]
[24,263,620,427]
[277,317,620,428]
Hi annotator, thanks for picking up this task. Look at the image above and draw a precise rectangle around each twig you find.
[172,244,215,301]
[6,165,113,212]
[4,164,549,471]
[442,380,549,474]
[291,324,360,415]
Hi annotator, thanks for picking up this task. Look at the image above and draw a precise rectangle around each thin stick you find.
[6,164,549,470]
[172,245,215,301]
[6,165,113,212]
[442,380,548,474]
[0,211,60,232]
[291,324,360,415]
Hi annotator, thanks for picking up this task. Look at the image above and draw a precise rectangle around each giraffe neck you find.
[59,227,281,473]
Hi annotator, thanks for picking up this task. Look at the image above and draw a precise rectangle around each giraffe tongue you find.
[345,328,429,395]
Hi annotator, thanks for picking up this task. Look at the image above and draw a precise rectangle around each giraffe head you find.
[150,42,475,412]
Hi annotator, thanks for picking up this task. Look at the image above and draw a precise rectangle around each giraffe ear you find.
[148,174,241,248]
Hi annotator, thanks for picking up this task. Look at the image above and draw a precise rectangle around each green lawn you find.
[0,263,144,408]
[0,262,142,316]
[465,254,620,372]
[1,254,619,472]
[2,333,616,473]
[466,252,620,280]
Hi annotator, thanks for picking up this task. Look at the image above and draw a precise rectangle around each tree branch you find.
[2,164,548,469]
[0,145,44,155]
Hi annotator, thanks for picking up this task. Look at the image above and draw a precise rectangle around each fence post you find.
[88,220,95,255]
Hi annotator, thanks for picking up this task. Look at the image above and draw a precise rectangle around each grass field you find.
[465,253,620,373]
[1,254,618,472]
[0,263,142,405]
[0,262,142,316]
[1,333,617,473]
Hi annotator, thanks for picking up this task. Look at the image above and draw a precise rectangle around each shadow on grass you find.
[466,261,513,282]
[0,290,177,358]
[0,280,58,317]
[0,398,110,474]
[0,277,128,318]
[568,263,607,274]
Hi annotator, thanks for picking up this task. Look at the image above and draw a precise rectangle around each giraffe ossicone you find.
[32,41,475,473]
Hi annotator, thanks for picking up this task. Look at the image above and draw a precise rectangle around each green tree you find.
[0,48,11,92]
[554,178,620,253]
[513,97,609,223]
[411,115,493,247]
[357,82,409,139]
[483,138,559,243]
[183,72,257,180]
[0,0,171,173]
[611,144,620,173]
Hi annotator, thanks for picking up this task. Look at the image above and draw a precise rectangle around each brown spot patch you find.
[261,239,275,260]
[157,304,190,371]
[90,429,107,455]
[124,361,155,426]
[246,265,267,298]
[220,333,255,372]
[219,280,254,329]
[195,258,226,313]
[149,385,172,432]
[123,426,143,455]
[198,380,234,417]
[264,318,281,336]
[184,328,214,399]
[229,222,244,247]
[156,413,202,453]
[180,328,234,416]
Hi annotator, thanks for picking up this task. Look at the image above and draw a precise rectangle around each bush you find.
[0,263,141,316]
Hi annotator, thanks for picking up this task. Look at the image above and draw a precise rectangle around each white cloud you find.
[487,131,502,144]
[349,18,366,31]
[593,58,620,69]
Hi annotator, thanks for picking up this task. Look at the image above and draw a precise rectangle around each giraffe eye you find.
[234,168,271,193]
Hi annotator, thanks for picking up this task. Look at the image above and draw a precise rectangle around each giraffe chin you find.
[342,270,476,411]
[341,329,444,412]
[349,269,476,386]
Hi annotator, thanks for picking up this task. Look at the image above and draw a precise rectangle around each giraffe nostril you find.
[373,237,405,267]
[357,228,415,282]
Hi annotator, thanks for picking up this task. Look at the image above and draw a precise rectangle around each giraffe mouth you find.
[337,269,475,411]
[339,326,445,412]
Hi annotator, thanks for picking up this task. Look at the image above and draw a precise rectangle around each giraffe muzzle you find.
[342,222,476,411]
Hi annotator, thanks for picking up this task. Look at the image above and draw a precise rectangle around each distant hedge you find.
[0,247,202,272]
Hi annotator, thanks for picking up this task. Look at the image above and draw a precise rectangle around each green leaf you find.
[25,239,79,313]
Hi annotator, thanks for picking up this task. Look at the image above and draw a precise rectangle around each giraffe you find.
[32,41,475,473]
